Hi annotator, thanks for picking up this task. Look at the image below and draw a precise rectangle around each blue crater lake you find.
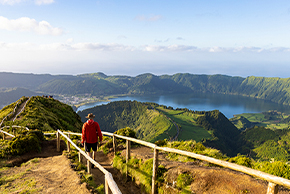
[77,93,290,119]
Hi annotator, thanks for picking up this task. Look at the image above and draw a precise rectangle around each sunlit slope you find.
[78,101,241,156]
[78,101,176,142]
[153,105,212,141]
[231,111,290,130]
[0,96,82,132]
[238,76,290,105]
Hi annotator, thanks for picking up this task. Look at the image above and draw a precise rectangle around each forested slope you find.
[237,76,290,105]
[3,72,290,106]
[37,73,290,106]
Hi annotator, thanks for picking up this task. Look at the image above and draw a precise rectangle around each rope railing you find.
[61,131,290,194]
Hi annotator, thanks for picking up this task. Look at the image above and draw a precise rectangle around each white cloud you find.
[135,15,163,21]
[34,0,54,5]
[66,38,74,44]
[71,43,135,51]
[1,41,290,54]
[0,16,63,35]
[143,45,198,52]
[0,42,37,50]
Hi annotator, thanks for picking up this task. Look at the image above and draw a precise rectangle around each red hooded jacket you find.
[81,119,103,144]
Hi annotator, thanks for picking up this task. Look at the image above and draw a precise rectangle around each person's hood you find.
[87,119,94,125]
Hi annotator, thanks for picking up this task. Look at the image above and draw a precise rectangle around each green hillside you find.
[154,106,212,142]
[78,100,242,155]
[1,96,82,132]
[230,116,253,130]
[238,76,290,105]
[238,126,290,161]
[78,101,176,142]
[232,111,290,130]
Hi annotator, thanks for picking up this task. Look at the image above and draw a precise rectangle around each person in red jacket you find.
[81,113,103,167]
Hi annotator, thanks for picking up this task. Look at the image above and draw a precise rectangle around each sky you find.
[0,0,290,78]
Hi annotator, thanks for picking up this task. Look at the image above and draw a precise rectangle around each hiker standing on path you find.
[81,113,103,167]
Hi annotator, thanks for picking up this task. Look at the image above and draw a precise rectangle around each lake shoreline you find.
[76,93,290,119]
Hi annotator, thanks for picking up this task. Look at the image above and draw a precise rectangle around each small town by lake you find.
[77,93,290,119]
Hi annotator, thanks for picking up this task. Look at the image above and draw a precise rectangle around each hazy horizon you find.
[1,0,290,78]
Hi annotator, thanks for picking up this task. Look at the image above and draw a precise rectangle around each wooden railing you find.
[0,97,29,127]
[0,129,15,139]
[62,131,290,194]
[2,127,290,194]
[13,97,30,122]
[0,128,122,194]
[0,126,29,139]
[55,130,122,194]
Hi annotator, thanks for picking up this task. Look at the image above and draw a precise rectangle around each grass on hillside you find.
[0,159,40,194]
[233,111,290,130]
[155,106,212,142]
[1,96,83,133]
[143,109,177,142]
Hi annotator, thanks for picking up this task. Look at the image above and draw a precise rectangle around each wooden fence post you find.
[152,148,159,194]
[78,152,81,163]
[67,133,71,152]
[113,134,116,155]
[105,177,109,194]
[87,159,91,174]
[56,131,60,152]
[126,139,131,163]
[126,139,131,178]
[267,182,278,194]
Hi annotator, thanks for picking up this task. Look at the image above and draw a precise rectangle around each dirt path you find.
[8,98,29,122]
[4,139,142,194]
[1,140,91,194]
[3,139,290,194]
[80,151,141,194]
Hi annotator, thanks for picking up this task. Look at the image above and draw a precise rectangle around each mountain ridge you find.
[2,72,290,107]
